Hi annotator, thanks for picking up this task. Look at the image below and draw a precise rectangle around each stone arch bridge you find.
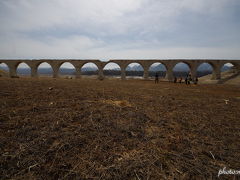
[0,59,240,81]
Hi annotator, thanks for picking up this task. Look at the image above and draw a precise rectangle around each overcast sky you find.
[0,0,240,60]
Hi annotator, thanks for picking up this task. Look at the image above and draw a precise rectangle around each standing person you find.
[185,77,188,84]
[155,73,159,84]
[188,73,192,81]
[188,73,191,84]
[195,77,198,84]
[179,77,182,83]
[174,77,177,83]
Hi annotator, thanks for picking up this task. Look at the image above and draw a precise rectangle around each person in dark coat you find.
[174,77,177,83]
[155,73,159,84]
[194,77,198,84]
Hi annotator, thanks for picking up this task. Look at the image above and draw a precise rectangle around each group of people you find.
[174,73,198,84]
[154,73,198,84]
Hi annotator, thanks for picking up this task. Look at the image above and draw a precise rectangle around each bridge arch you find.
[157,61,168,71]
[196,62,214,78]
[58,62,76,78]
[80,62,99,78]
[172,62,191,78]
[37,62,53,77]
[16,62,31,77]
[103,62,121,78]
[221,63,234,72]
[219,62,238,80]
[172,61,192,69]
[125,62,144,79]
[81,62,100,70]
[148,62,167,78]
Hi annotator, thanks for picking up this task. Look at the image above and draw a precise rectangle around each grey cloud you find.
[0,0,239,59]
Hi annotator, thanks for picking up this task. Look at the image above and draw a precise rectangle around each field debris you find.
[101,99,132,107]
[224,99,229,104]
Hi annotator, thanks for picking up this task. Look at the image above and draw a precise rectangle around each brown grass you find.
[0,77,240,179]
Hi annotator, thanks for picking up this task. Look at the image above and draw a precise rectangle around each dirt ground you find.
[0,77,240,179]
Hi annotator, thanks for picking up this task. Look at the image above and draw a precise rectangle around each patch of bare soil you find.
[0,77,240,179]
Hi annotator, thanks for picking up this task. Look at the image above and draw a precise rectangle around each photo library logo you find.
[218,167,240,177]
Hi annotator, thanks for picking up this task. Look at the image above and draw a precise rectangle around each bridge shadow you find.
[218,71,240,84]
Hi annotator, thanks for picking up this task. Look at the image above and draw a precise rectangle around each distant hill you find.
[149,64,166,71]
[126,65,143,71]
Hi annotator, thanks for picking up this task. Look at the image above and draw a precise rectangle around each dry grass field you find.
[0,77,240,179]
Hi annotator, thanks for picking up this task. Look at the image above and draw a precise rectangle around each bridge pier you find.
[212,66,221,80]
[165,62,174,82]
[190,66,197,80]
[31,65,38,78]
[121,69,126,80]
[118,64,126,80]
[165,69,174,82]
[9,64,17,77]
[98,68,104,80]
[75,68,81,79]
[143,67,149,80]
